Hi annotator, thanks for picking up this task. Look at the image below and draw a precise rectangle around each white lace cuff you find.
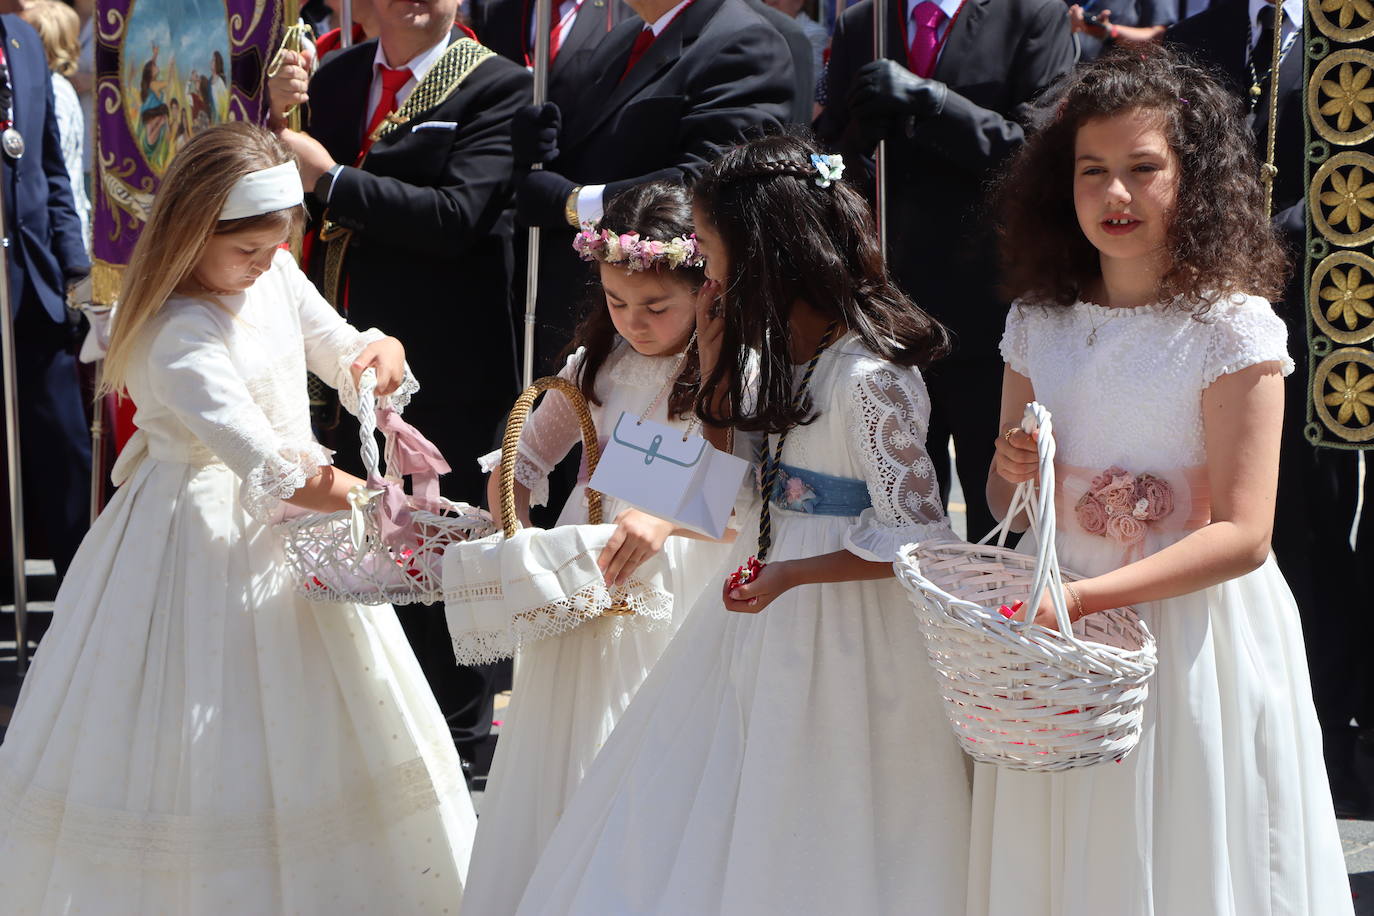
[842,508,956,563]
[336,329,420,416]
[239,442,333,523]
[477,448,550,507]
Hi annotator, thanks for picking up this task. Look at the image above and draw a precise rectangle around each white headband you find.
[219,162,304,221]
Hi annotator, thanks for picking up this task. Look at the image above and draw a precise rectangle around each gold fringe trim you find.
[91,259,124,307]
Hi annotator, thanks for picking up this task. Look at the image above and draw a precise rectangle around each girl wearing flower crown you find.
[465,180,740,915]
[0,123,478,912]
[512,135,972,915]
[972,47,1351,916]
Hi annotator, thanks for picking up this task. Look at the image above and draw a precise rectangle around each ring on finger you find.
[1003,427,1019,445]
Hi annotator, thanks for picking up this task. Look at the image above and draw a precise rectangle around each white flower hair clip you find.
[810,153,845,188]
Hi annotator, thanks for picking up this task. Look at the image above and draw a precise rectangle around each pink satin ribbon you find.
[368,407,452,550]
[1055,462,1211,562]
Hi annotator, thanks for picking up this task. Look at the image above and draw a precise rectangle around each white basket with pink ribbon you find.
[894,402,1158,772]
[277,369,496,605]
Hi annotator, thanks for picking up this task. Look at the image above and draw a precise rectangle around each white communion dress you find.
[0,251,476,914]
[512,333,973,916]
[967,295,1353,916]
[461,340,737,915]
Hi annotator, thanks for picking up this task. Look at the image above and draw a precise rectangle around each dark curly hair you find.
[562,181,705,419]
[997,43,1288,310]
[693,134,949,433]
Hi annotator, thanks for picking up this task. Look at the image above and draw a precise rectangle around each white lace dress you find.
[967,296,1352,916]
[0,251,476,914]
[513,334,972,916]
[463,341,737,915]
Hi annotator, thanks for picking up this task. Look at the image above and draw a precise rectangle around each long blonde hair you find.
[100,123,302,396]
[20,1,80,79]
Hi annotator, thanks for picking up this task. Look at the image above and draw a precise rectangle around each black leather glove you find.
[511,102,561,166]
[849,59,947,126]
[516,169,576,229]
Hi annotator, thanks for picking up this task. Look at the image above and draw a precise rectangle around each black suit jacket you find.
[303,33,532,493]
[0,15,88,320]
[747,0,816,124]
[1167,0,1303,230]
[471,0,633,95]
[528,0,795,368]
[817,0,1075,356]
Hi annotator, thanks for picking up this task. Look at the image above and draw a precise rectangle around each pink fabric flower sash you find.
[1055,462,1210,561]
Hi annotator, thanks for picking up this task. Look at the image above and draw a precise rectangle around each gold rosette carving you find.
[1309,49,1374,144]
[1311,251,1374,344]
[1313,349,1374,441]
[1310,0,1374,41]
[1310,151,1374,245]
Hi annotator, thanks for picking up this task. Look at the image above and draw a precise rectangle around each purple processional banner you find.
[91,0,282,305]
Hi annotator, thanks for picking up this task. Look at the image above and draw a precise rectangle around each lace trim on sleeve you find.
[842,363,954,562]
[1202,296,1295,387]
[999,303,1033,377]
[476,448,551,507]
[335,328,421,417]
[240,441,333,523]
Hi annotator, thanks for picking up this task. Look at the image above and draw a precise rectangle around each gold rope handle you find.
[499,376,604,538]
[1261,1,1285,218]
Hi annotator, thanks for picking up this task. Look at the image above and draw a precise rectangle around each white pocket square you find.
[411,120,458,131]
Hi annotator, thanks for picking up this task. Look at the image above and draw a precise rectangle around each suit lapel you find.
[562,0,723,148]
[931,0,990,86]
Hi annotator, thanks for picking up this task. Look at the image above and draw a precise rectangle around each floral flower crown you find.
[572,227,705,272]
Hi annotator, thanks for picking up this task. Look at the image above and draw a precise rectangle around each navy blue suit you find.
[0,14,91,576]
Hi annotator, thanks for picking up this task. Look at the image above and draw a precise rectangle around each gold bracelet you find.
[564,185,583,228]
[1064,583,1085,621]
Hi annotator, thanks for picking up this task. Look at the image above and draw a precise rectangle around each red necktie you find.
[359,65,413,159]
[620,27,655,81]
[908,1,945,79]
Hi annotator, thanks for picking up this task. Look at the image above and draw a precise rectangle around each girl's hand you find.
[1067,5,1112,38]
[351,336,407,396]
[694,279,725,380]
[1015,585,1082,632]
[598,509,676,586]
[722,560,797,614]
[992,426,1039,484]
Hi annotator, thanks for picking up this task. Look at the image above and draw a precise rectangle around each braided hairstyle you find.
[563,181,706,418]
[693,135,949,433]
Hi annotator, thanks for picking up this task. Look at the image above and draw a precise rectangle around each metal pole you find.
[522,0,554,389]
[0,171,28,676]
[873,0,888,259]
[89,369,104,525]
[341,0,354,48]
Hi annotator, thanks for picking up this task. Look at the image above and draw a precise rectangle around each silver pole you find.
[0,171,28,677]
[872,0,887,260]
[522,0,554,389]
[341,0,354,48]
[89,368,104,525]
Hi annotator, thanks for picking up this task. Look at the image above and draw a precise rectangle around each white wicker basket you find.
[278,369,496,605]
[895,402,1158,772]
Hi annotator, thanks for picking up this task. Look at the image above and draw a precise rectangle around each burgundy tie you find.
[620,27,655,81]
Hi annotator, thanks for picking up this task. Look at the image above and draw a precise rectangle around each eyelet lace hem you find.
[446,577,674,666]
[240,443,332,523]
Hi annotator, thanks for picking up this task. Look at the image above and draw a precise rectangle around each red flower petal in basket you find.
[1075,493,1108,535]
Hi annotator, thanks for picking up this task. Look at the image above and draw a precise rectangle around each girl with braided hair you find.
[513,135,972,915]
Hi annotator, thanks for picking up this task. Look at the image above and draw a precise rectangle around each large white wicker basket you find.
[277,369,495,605]
[895,402,1158,772]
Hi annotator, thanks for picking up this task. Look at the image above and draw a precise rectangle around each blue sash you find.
[769,462,872,517]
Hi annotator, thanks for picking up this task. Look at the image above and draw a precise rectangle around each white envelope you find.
[586,411,750,539]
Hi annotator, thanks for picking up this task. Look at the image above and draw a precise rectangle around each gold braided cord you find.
[499,376,604,538]
[756,321,839,562]
[267,0,312,131]
[1262,0,1284,217]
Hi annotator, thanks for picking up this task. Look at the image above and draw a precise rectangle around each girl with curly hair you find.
[512,134,970,915]
[973,45,1352,916]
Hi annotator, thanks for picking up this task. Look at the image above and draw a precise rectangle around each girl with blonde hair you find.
[0,122,478,913]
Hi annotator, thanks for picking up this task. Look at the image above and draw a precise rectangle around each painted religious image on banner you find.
[120,0,231,173]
